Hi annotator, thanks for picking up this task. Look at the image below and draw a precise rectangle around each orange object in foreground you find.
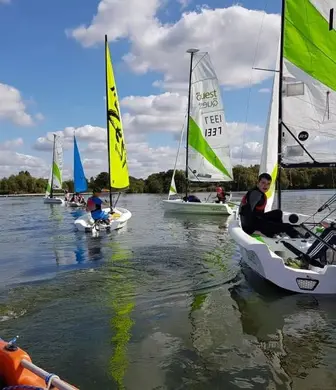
[0,338,78,389]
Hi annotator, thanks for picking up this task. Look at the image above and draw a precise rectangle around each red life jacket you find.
[86,197,96,211]
[240,188,267,214]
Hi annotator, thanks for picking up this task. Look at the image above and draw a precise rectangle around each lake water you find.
[0,190,336,389]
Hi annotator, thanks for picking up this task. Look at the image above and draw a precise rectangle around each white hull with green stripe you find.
[229,0,336,294]
[229,212,336,294]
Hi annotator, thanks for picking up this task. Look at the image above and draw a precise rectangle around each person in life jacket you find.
[215,183,226,203]
[239,172,301,238]
[86,188,112,222]
[70,192,79,203]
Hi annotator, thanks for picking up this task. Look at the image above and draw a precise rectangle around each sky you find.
[0,0,281,180]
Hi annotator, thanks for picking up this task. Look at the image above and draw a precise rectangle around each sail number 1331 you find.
[204,114,223,137]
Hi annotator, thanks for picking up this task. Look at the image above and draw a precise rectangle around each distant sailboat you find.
[74,35,132,232]
[67,134,88,207]
[162,50,235,215]
[43,134,64,205]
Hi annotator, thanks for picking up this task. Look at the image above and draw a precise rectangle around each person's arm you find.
[247,190,263,213]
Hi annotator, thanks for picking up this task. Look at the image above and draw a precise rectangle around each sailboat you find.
[162,49,235,215]
[43,133,64,205]
[67,134,88,207]
[229,0,336,294]
[74,35,132,232]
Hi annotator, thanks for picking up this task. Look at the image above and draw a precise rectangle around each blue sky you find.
[0,0,281,178]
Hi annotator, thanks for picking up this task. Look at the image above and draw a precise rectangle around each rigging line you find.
[240,0,270,163]
[290,95,336,116]
[190,52,207,76]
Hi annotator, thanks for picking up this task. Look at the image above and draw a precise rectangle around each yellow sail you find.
[105,36,130,189]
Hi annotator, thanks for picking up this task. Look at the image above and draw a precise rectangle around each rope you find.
[45,373,60,390]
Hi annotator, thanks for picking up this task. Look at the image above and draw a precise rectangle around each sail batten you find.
[73,135,88,193]
[187,52,233,183]
[105,37,130,190]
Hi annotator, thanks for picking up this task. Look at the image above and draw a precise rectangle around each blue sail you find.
[74,135,88,193]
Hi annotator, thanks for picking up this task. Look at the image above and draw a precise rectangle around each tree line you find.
[0,166,335,195]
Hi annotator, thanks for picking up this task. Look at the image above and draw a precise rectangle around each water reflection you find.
[103,242,135,389]
[230,268,336,388]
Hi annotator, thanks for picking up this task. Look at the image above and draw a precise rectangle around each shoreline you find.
[0,188,333,199]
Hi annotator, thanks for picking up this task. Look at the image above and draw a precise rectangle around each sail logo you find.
[108,86,127,168]
[298,131,309,141]
[196,89,218,109]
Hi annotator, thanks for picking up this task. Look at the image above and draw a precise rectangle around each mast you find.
[105,34,113,208]
[185,48,199,199]
[277,0,285,210]
[50,134,56,198]
[73,131,76,193]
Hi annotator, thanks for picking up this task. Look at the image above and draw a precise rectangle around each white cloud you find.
[0,152,49,178]
[231,141,263,166]
[0,0,11,4]
[0,137,48,178]
[32,89,265,178]
[0,138,23,150]
[258,88,271,93]
[0,83,35,126]
[33,125,107,151]
[121,92,187,136]
[67,2,280,88]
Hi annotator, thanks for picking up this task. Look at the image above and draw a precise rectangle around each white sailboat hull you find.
[229,212,336,294]
[43,197,65,205]
[162,199,235,215]
[74,207,132,232]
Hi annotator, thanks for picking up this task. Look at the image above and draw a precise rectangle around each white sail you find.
[168,175,177,198]
[188,52,233,183]
[45,135,63,196]
[259,40,281,212]
[281,0,336,166]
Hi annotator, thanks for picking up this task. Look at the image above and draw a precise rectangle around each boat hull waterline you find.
[43,197,65,205]
[162,199,235,215]
[229,212,336,294]
[74,207,132,232]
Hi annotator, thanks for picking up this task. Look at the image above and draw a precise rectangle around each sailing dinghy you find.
[43,134,64,205]
[162,50,235,215]
[74,35,132,233]
[229,0,336,294]
[67,134,88,208]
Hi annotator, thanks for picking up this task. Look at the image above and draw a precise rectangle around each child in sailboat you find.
[86,188,113,223]
[215,183,226,203]
[70,192,86,205]
[239,173,301,238]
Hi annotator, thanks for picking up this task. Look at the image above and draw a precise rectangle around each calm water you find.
[0,190,336,389]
